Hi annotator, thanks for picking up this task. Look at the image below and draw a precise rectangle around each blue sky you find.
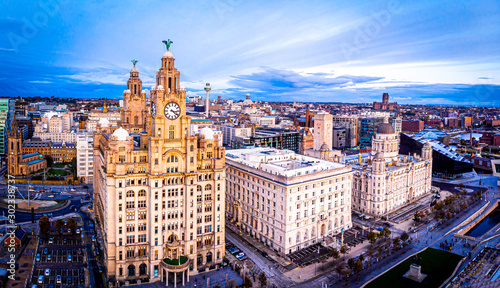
[0,0,499,105]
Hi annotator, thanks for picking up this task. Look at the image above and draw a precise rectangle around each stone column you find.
[182,270,185,286]
[166,270,168,286]
[174,272,177,288]
[187,268,189,282]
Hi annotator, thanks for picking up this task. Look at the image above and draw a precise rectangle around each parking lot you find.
[30,233,89,288]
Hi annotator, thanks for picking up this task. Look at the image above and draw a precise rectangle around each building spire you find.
[103,101,108,113]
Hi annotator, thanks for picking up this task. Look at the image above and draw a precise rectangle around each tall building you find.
[359,117,384,147]
[94,46,226,286]
[350,120,433,217]
[232,127,300,152]
[77,133,94,184]
[332,115,359,148]
[0,98,15,158]
[313,112,333,151]
[225,148,353,255]
[332,126,346,149]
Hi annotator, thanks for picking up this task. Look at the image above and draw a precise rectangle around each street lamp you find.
[204,83,211,118]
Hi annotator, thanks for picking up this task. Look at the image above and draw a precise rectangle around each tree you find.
[242,276,252,288]
[401,231,409,242]
[393,236,400,247]
[335,262,346,281]
[347,258,355,269]
[414,210,425,222]
[328,247,340,260]
[39,216,50,235]
[383,227,391,238]
[354,259,363,273]
[54,219,64,231]
[45,155,54,167]
[67,218,77,234]
[340,245,349,260]
[367,231,378,244]
[258,272,267,287]
[228,279,237,288]
[359,254,365,262]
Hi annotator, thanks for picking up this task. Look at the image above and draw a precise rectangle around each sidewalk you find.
[225,221,291,269]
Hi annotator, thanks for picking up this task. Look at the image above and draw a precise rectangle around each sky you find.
[0,0,499,105]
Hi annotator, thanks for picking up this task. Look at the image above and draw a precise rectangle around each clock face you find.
[151,102,156,116]
[164,102,181,120]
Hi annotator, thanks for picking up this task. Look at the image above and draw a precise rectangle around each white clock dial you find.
[164,102,181,120]
[151,102,156,116]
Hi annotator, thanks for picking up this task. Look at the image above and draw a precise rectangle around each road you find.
[226,229,295,288]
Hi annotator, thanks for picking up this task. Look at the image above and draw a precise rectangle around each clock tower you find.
[122,60,148,133]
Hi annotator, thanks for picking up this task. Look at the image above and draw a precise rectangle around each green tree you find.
[354,259,363,273]
[258,272,267,287]
[67,218,77,234]
[359,253,365,262]
[39,216,50,235]
[367,231,378,244]
[335,262,346,281]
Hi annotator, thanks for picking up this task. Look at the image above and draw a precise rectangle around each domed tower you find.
[319,142,329,160]
[122,60,148,133]
[372,152,386,173]
[372,119,399,161]
[422,141,432,160]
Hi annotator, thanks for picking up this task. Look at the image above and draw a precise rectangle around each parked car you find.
[67,276,72,285]
[48,238,53,244]
[47,254,52,261]
[44,268,50,276]
[38,275,43,284]
[63,238,67,244]
[78,248,82,255]
[36,253,40,261]
[235,252,247,260]
[68,254,72,262]
[48,195,54,198]
[260,251,269,258]
[98,266,103,273]
[56,275,62,284]
[43,247,48,255]
[76,228,80,234]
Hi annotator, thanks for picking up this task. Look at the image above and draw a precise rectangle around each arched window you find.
[126,190,135,198]
[138,190,146,197]
[139,264,147,275]
[128,265,135,277]
[197,185,202,192]
[205,184,212,191]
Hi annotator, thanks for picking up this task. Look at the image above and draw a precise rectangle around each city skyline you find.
[0,0,499,105]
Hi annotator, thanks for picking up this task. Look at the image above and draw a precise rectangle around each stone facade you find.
[8,117,47,176]
[93,48,226,286]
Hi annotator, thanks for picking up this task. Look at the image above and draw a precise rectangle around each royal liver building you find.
[94,42,225,287]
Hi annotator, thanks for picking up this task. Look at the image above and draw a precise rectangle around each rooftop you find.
[226,147,345,178]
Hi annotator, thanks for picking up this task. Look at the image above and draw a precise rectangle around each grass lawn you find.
[53,163,68,168]
[366,248,463,288]
[47,169,69,176]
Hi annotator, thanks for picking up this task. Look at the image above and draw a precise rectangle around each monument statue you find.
[163,39,173,51]
[131,59,138,67]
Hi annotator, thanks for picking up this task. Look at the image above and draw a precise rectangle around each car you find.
[36,253,40,261]
[92,235,96,242]
[30,193,35,197]
[38,275,43,284]
[78,248,82,255]
[98,266,103,273]
[81,232,84,238]
[76,228,80,234]
[235,252,247,260]
[230,248,241,255]
[67,229,71,233]
[96,247,100,255]
[68,195,73,199]
[377,227,384,232]
[260,251,269,258]
[63,238,67,244]
[67,276,72,285]
[56,275,61,284]
[70,188,75,192]
[43,247,48,255]
[32,285,37,288]
[48,195,54,198]
[80,274,84,283]
[39,238,43,244]
[68,254,72,262]
[48,238,53,244]
[45,268,50,276]
[47,254,52,261]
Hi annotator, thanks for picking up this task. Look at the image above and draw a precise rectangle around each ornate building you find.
[94,44,226,287]
[121,61,148,133]
[373,93,397,110]
[8,116,46,176]
[351,120,432,217]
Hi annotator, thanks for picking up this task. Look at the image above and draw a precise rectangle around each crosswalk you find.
[31,193,42,200]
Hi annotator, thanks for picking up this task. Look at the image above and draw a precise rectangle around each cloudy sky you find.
[1,0,499,105]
